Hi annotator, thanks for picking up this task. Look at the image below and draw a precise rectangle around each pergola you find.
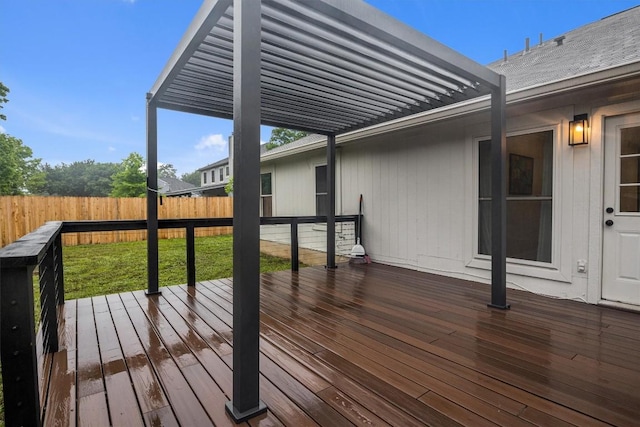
[147,0,507,422]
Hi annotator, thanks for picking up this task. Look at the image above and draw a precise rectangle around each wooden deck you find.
[42,263,640,426]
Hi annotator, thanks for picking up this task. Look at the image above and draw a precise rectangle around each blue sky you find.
[2,0,638,176]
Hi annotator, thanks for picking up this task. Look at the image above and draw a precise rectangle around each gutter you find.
[260,61,640,162]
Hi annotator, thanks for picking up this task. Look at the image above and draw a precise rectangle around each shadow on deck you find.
[43,263,640,426]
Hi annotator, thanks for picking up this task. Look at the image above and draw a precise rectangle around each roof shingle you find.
[488,6,640,91]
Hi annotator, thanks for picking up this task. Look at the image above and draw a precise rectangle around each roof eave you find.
[260,60,640,162]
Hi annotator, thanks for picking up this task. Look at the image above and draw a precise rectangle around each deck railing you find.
[0,215,359,425]
[0,221,64,426]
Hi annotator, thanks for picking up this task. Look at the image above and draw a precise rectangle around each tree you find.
[181,170,201,186]
[0,81,8,121]
[41,160,118,196]
[0,82,44,195]
[110,152,146,197]
[158,163,177,179]
[224,176,233,195]
[0,133,44,195]
[265,128,308,151]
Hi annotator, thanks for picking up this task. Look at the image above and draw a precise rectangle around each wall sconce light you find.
[569,114,589,146]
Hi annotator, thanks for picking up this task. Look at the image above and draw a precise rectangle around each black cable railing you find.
[0,214,359,425]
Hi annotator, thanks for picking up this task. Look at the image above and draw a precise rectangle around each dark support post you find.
[186,224,196,287]
[146,95,160,295]
[326,133,337,269]
[291,219,299,272]
[225,0,267,422]
[489,74,509,310]
[0,266,42,427]
[39,246,59,353]
[53,233,65,305]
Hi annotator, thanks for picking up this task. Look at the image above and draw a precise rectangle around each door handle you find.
[605,219,614,226]
[606,207,614,214]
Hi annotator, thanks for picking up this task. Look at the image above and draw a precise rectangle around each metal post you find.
[225,0,267,422]
[488,74,509,310]
[291,219,299,272]
[39,246,59,353]
[186,224,196,287]
[53,232,65,306]
[146,95,160,295]
[0,266,42,427]
[326,133,336,269]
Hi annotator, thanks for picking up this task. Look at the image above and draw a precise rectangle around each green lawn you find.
[0,234,294,425]
[63,234,292,299]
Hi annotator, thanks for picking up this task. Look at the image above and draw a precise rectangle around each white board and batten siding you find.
[261,94,640,306]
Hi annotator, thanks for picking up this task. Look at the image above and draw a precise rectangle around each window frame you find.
[260,172,273,217]
[467,123,571,282]
[315,164,328,217]
[477,130,554,263]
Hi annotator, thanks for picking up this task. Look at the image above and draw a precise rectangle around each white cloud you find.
[195,134,226,152]
[0,125,5,134]
[131,115,140,122]
[108,146,116,152]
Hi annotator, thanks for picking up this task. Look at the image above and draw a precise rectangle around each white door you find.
[602,113,640,306]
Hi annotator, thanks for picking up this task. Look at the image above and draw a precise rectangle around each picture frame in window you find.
[509,154,534,195]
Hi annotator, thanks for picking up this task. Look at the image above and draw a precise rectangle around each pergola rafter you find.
[147,0,507,422]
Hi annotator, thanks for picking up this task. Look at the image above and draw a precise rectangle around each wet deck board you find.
[43,263,640,426]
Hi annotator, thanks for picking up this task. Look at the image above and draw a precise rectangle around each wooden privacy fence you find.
[0,196,233,247]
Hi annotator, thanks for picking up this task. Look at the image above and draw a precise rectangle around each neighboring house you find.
[197,157,232,197]
[157,176,197,197]
[194,137,270,197]
[259,6,640,309]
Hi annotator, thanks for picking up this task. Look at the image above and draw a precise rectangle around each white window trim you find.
[466,121,573,283]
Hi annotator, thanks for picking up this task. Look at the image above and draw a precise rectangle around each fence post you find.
[0,265,43,427]
[186,223,196,287]
[290,219,299,272]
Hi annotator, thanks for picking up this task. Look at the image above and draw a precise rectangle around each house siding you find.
[262,84,640,305]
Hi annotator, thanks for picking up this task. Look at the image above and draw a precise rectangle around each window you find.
[211,169,216,183]
[478,130,553,262]
[315,165,327,217]
[220,168,224,181]
[620,126,640,212]
[226,166,230,176]
[260,173,272,217]
[203,171,207,184]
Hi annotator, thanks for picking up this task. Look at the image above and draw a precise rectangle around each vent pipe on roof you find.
[539,33,543,46]
[503,49,508,62]
[554,35,565,46]
[525,37,530,53]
